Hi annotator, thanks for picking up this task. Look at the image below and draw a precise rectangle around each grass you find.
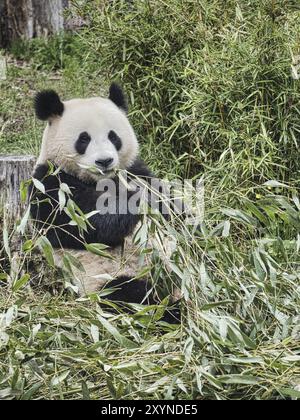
[0,0,300,400]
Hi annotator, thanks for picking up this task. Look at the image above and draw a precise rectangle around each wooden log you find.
[0,155,35,223]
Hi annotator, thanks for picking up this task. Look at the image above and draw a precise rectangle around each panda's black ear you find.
[109,83,128,112]
[34,90,64,121]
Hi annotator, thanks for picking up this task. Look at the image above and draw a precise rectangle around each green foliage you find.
[71,0,300,180]
[1,0,300,401]
[9,33,80,72]
[1,185,300,399]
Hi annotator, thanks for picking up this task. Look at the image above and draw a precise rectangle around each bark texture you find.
[0,155,35,222]
[0,0,68,48]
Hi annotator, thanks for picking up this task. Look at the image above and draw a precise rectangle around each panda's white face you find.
[36,89,139,183]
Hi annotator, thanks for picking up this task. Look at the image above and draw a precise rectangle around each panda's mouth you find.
[101,168,115,176]
[78,163,117,177]
[94,167,118,180]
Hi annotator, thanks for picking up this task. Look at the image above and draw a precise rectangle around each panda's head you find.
[34,83,139,183]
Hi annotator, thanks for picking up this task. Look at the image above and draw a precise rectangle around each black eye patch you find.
[108,130,122,151]
[75,131,91,155]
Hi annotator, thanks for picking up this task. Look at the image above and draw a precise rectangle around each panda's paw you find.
[161,301,181,324]
[99,276,181,325]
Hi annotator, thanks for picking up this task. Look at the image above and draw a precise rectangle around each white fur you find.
[37,97,139,182]
[53,223,177,295]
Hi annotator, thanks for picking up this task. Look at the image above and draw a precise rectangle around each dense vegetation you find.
[0,0,300,400]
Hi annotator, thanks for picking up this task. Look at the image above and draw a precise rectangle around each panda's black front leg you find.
[89,212,140,248]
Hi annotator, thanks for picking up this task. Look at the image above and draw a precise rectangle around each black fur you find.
[109,83,128,112]
[31,166,137,249]
[101,276,181,324]
[30,158,161,250]
[103,276,154,304]
[128,159,172,219]
[128,158,155,179]
[35,90,64,120]
[30,159,153,249]
[75,132,92,155]
[108,130,122,151]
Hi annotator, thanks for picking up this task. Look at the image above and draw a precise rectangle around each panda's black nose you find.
[95,158,114,169]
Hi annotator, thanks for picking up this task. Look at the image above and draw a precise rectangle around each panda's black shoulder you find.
[32,163,92,191]
[31,163,60,193]
[33,163,50,181]
[128,158,154,179]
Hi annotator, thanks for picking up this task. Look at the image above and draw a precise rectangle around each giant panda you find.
[30,83,180,322]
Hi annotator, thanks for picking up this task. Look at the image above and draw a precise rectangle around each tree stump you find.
[0,155,35,223]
